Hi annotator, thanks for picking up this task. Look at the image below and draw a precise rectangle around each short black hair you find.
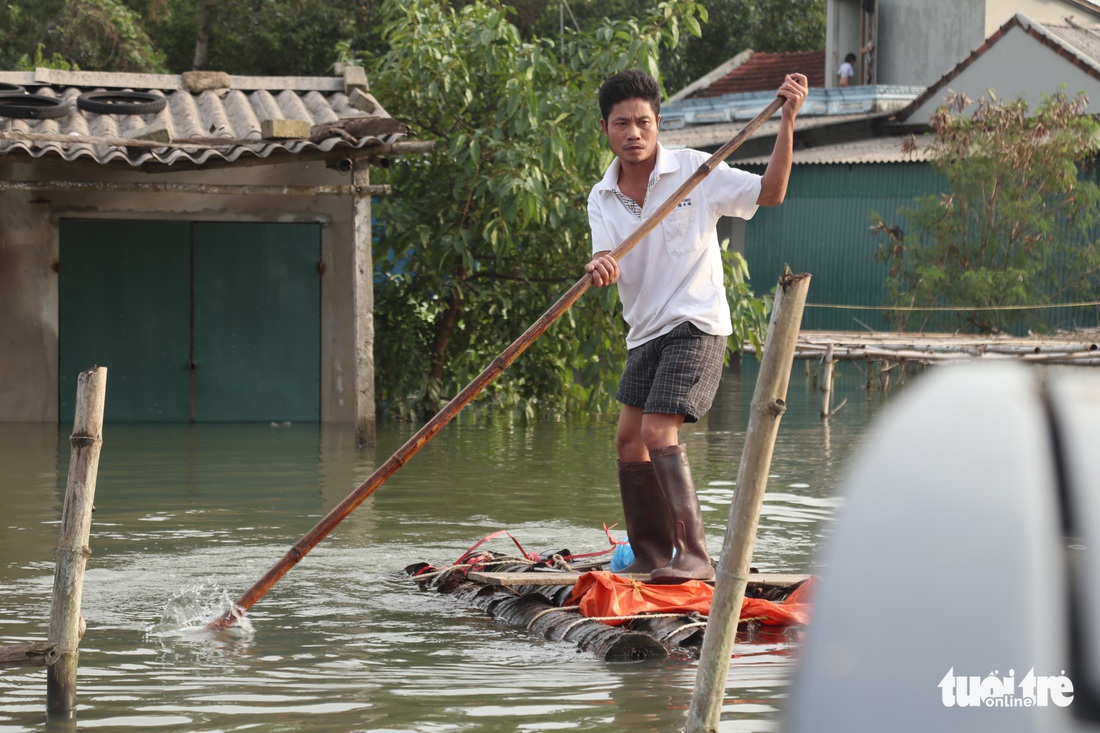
[845,53,857,63]
[598,70,660,122]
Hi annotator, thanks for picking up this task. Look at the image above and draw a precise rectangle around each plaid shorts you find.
[616,321,727,423]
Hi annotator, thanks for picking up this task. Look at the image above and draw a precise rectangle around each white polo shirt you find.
[588,143,762,349]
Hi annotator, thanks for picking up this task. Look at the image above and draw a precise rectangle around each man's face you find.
[600,98,660,165]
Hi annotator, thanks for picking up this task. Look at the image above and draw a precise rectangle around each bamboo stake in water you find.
[47,367,106,717]
[206,96,788,632]
[685,269,810,733]
[820,343,834,418]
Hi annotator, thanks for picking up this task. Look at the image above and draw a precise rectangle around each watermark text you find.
[939,668,1074,708]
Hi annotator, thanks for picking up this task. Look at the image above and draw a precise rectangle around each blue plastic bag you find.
[609,537,675,572]
[610,538,634,572]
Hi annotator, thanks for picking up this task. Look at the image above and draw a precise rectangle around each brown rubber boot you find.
[616,460,673,574]
[649,444,715,584]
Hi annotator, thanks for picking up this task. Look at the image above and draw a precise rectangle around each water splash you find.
[147,584,254,639]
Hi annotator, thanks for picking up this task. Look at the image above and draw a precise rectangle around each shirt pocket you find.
[662,206,702,256]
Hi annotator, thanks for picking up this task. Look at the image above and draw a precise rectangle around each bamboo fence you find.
[748,329,1100,367]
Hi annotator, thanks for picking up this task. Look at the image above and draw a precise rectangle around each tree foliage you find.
[1,0,824,82]
[874,92,1100,334]
[368,0,716,419]
[142,0,381,76]
[661,0,825,92]
[1,0,166,71]
[506,0,825,93]
[724,247,771,357]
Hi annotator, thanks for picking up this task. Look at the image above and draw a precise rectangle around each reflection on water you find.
[0,360,894,732]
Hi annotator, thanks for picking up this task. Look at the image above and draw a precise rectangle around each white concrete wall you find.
[0,183,57,420]
[0,158,368,423]
[876,0,988,88]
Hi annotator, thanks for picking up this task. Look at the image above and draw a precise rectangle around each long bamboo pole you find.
[47,367,106,717]
[685,269,810,733]
[206,95,787,632]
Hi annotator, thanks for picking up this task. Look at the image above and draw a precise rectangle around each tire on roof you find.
[77,91,166,115]
[0,93,70,120]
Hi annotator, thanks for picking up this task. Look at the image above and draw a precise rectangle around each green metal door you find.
[59,220,320,423]
[59,220,192,422]
[193,222,320,422]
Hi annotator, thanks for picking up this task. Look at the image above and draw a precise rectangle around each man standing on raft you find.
[586,69,807,583]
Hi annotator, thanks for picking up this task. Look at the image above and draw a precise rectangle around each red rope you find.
[554,524,625,561]
[456,529,540,565]
[417,526,625,575]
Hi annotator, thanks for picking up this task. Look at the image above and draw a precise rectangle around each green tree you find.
[874,92,1100,334]
[1,0,165,71]
[142,0,376,74]
[0,1,56,69]
[369,0,720,419]
[662,0,825,92]
[509,0,825,93]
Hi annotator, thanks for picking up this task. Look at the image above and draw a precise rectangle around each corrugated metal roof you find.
[661,85,921,131]
[734,134,935,166]
[0,69,411,171]
[1063,0,1100,19]
[1044,19,1100,63]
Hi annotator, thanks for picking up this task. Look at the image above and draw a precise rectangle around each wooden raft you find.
[410,560,811,662]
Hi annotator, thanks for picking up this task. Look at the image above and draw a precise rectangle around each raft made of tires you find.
[410,560,677,662]
[407,552,810,662]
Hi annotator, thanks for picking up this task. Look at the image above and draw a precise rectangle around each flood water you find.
[0,360,893,732]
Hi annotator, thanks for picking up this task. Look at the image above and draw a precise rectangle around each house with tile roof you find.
[0,68,428,441]
[664,0,1100,155]
[657,1,1100,333]
[750,12,1100,332]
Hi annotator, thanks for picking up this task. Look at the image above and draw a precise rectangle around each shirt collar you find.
[594,142,679,194]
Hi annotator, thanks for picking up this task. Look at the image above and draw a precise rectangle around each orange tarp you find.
[569,571,816,627]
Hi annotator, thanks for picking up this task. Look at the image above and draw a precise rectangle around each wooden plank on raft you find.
[468,571,811,589]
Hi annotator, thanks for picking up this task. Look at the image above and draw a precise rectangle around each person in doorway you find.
[585,69,807,583]
[837,53,856,87]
